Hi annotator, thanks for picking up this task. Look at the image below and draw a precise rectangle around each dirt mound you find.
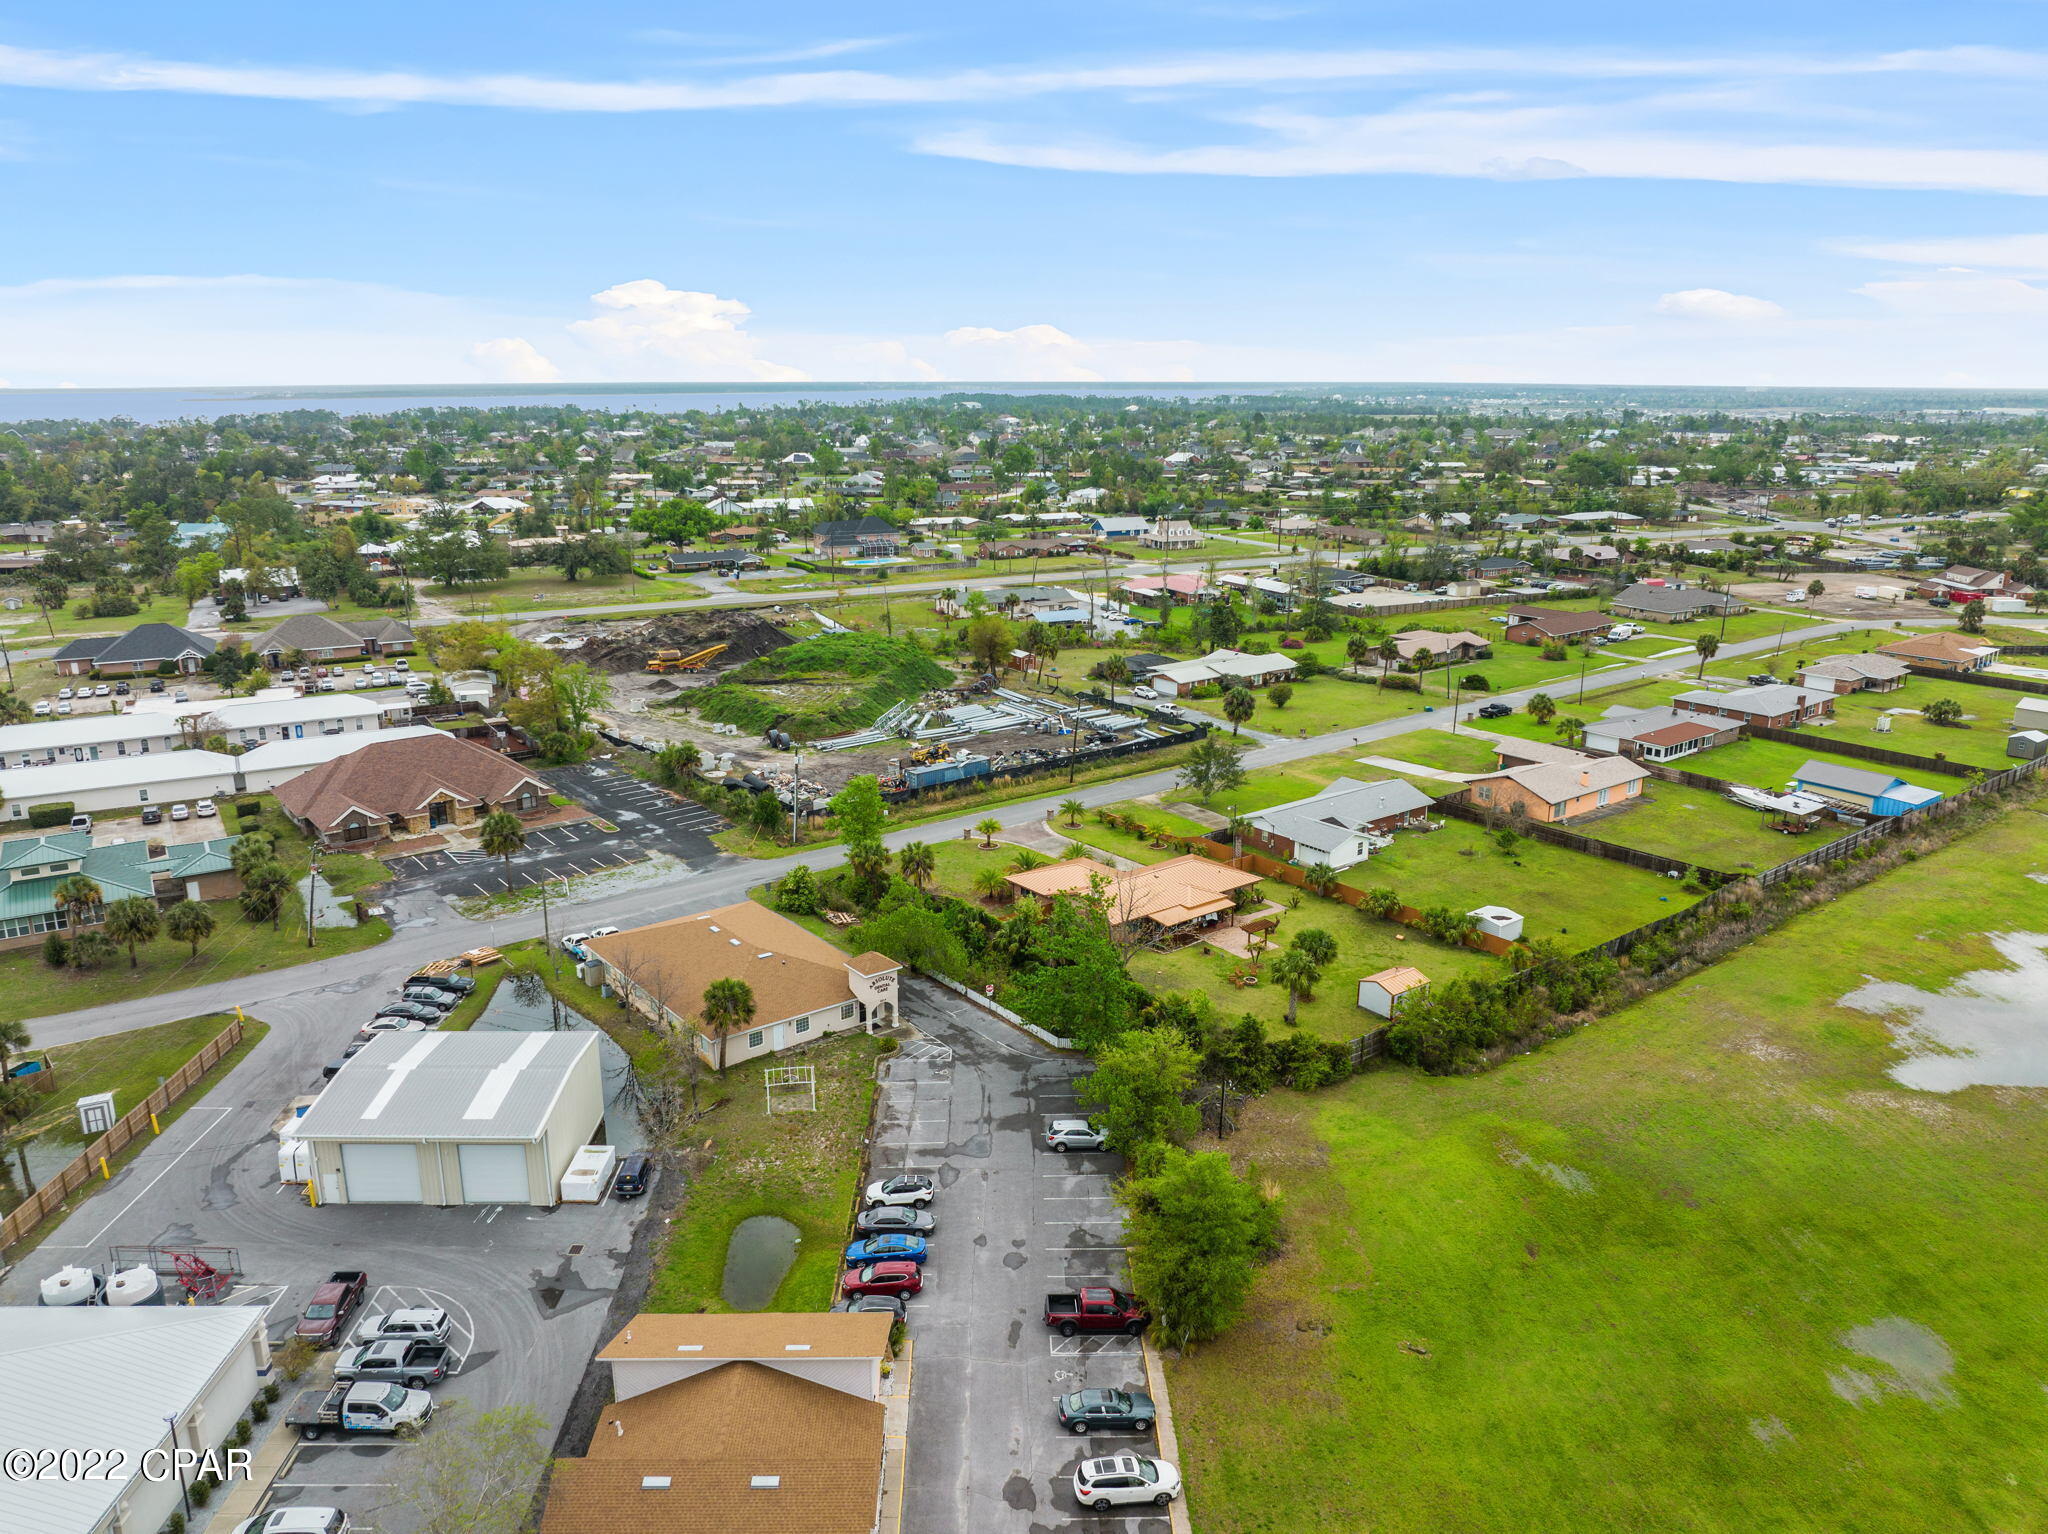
[579,611,796,673]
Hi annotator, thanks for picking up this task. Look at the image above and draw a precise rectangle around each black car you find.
[832,1293,907,1318]
[852,1205,936,1237]
[321,1041,371,1080]
[1057,1388,1157,1435]
[1746,674,1777,687]
[148,679,166,693]
[1475,702,1513,719]
[612,1151,651,1199]
[408,972,476,996]
[400,986,458,1012]
[374,1001,443,1024]
[140,807,164,825]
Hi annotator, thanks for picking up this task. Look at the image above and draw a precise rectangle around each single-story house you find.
[1138,518,1202,550]
[273,731,553,847]
[1792,653,1910,693]
[1391,630,1490,666]
[707,525,763,544]
[666,550,766,574]
[1608,584,1748,622]
[1357,965,1430,1019]
[978,536,1090,559]
[1119,573,1210,605]
[1672,683,1835,730]
[1470,557,1532,579]
[295,1030,603,1206]
[1088,515,1152,540]
[1876,632,1999,674]
[1107,652,1178,683]
[1504,607,1614,645]
[0,1306,270,1534]
[1004,854,1262,944]
[247,613,416,665]
[1239,777,1435,869]
[1916,565,2027,600]
[51,623,216,678]
[1146,648,1298,696]
[1465,747,1650,823]
[1572,545,1624,568]
[812,517,901,557]
[0,829,240,949]
[544,1313,893,1534]
[587,902,902,1070]
[1790,759,1944,817]
[1582,705,1740,762]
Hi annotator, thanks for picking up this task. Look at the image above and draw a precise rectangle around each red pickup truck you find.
[1045,1286,1149,1338]
[295,1270,369,1348]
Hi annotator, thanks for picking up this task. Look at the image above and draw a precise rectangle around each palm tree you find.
[165,900,215,959]
[0,691,31,726]
[701,976,756,1073]
[1345,633,1374,676]
[1526,692,1557,726]
[1266,948,1321,1027]
[102,895,161,969]
[479,809,526,877]
[971,866,1011,903]
[974,817,1001,849]
[1301,864,1340,898]
[1098,656,1128,705]
[1376,635,1402,687]
[896,841,936,890]
[0,1017,28,1079]
[1553,716,1587,748]
[1693,633,1720,679]
[52,874,103,934]
[1291,927,1339,970]
[1009,848,1050,873]
[229,831,277,881]
[68,930,117,970]
[1058,798,1085,827]
[1223,687,1255,736]
[240,859,292,929]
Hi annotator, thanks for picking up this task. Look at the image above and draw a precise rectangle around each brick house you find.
[1876,632,2000,674]
[52,623,215,678]
[272,732,553,848]
[1671,683,1836,729]
[1503,606,1615,645]
[248,613,416,667]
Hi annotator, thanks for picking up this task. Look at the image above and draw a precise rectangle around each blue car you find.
[844,1234,929,1267]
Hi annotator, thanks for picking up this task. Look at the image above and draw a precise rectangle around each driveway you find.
[0,983,647,1534]
[885,981,1165,1534]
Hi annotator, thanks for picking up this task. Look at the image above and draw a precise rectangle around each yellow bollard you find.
[150,1112,161,1135]
[98,1156,110,1179]
[306,1179,319,1208]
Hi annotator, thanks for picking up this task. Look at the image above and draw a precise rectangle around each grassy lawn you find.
[1572,780,1849,874]
[1355,729,1507,774]
[1170,801,2048,1534]
[13,1012,266,1147]
[318,853,390,897]
[1820,677,2029,769]
[1162,741,1463,821]
[645,1032,887,1313]
[1178,676,1449,736]
[1684,736,1961,795]
[438,566,709,614]
[0,589,193,644]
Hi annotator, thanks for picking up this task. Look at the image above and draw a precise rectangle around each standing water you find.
[721,1216,801,1309]
[1840,932,2048,1092]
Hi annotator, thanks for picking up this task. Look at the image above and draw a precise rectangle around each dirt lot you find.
[531,609,798,673]
[1727,570,1949,621]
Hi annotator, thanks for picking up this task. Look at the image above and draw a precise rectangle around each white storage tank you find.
[39,1265,103,1306]
[105,1265,165,1306]
[1468,905,1525,942]
[278,1137,311,1184]
[560,1144,619,1204]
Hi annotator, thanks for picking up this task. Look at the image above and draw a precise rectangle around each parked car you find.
[864,1173,936,1208]
[294,1270,369,1347]
[356,1019,430,1041]
[852,1205,936,1237]
[374,1001,443,1024]
[407,972,475,996]
[93,683,110,696]
[393,659,410,671]
[611,1151,651,1199]
[286,1381,432,1442]
[149,679,165,692]
[113,681,130,695]
[1044,1119,1107,1153]
[1074,1454,1182,1510]
[321,1042,369,1080]
[140,806,163,825]
[68,813,91,831]
[333,1337,453,1389]
[31,700,49,716]
[841,1261,923,1300]
[832,1293,908,1318]
[1475,703,1513,720]
[231,1509,351,1534]
[56,686,73,700]
[173,689,189,702]
[844,1233,928,1267]
[351,1307,452,1347]
[1045,1287,1150,1338]
[279,669,297,682]
[169,803,190,820]
[351,675,368,690]
[54,700,71,714]
[400,986,458,1012]
[1057,1387,1157,1435]
[196,798,217,818]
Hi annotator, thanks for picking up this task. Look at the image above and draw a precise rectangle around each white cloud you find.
[1855,271,2048,314]
[565,280,808,382]
[469,336,562,381]
[1843,233,2048,273]
[1654,288,1786,321]
[918,106,2048,196]
[941,323,1105,381]
[0,40,2043,114]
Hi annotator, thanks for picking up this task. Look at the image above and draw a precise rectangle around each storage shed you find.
[1357,965,1431,1019]
[296,1031,603,1207]
[1467,906,1524,942]
[2008,730,2048,762]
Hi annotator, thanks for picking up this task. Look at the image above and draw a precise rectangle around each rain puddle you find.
[1498,1140,1594,1195]
[1839,932,2048,1092]
[721,1215,799,1309]
[1827,1317,1955,1406]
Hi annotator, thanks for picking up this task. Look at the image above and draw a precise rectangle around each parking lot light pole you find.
[163,1415,191,1522]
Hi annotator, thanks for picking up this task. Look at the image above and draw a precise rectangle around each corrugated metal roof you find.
[0,1306,262,1533]
[295,1029,597,1141]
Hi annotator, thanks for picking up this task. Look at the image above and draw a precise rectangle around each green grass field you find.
[438,566,709,614]
[1178,675,1448,736]
[1819,677,2030,769]
[1684,735,1961,795]
[1170,799,2048,1534]
[1575,780,1849,874]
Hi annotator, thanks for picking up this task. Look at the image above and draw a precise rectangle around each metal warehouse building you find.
[297,1030,604,1206]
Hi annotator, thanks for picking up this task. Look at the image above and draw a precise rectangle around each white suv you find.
[863,1174,935,1208]
[232,1510,350,1534]
[1074,1455,1181,1510]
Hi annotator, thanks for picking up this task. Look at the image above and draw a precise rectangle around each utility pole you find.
[304,856,319,949]
[790,746,804,847]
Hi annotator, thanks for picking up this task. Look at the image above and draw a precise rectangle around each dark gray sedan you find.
[852,1204,936,1236]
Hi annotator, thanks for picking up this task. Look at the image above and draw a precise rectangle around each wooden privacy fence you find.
[1433,795,1724,881]
[1904,663,2048,698]
[1742,724,1980,777]
[1638,759,1750,795]
[0,1017,244,1253]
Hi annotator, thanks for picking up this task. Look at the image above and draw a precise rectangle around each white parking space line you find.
[45,1107,236,1249]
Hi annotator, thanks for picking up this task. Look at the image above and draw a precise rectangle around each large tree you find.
[1077,1028,1201,1152]
[478,810,526,875]
[1120,1145,1278,1348]
[389,1400,552,1534]
[1176,737,1248,803]
[102,895,161,969]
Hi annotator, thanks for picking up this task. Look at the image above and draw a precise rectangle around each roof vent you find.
[708,924,721,933]
[757,952,772,959]
[676,1343,702,1351]
[750,1476,781,1489]
[730,937,741,946]
[641,1476,671,1490]
[783,1343,812,1351]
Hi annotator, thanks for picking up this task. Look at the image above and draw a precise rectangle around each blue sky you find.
[4,1,2048,388]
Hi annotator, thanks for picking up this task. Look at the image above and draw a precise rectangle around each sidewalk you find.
[208,1358,327,1529]
[1142,1335,1195,1534]
[877,1336,914,1534]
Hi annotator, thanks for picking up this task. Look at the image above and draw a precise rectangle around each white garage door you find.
[457,1143,530,1205]
[340,1142,422,1203]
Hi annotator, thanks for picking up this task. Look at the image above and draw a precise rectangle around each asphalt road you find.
[886,982,1166,1534]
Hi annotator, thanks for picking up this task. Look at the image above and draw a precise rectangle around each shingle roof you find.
[294,1029,596,1141]
[1245,777,1434,844]
[272,731,548,828]
[1674,684,1831,716]
[1797,653,1910,683]
[1506,606,1612,637]
[1474,752,1648,805]
[1878,632,1999,665]
[50,622,215,668]
[585,902,892,1035]
[1005,854,1260,928]
[1611,584,1740,615]
[250,612,416,654]
[543,1363,885,1534]
[597,1312,892,1363]
[0,1306,264,1534]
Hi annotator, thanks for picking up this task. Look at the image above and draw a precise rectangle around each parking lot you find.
[0,979,648,1534]
[883,981,1169,1534]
